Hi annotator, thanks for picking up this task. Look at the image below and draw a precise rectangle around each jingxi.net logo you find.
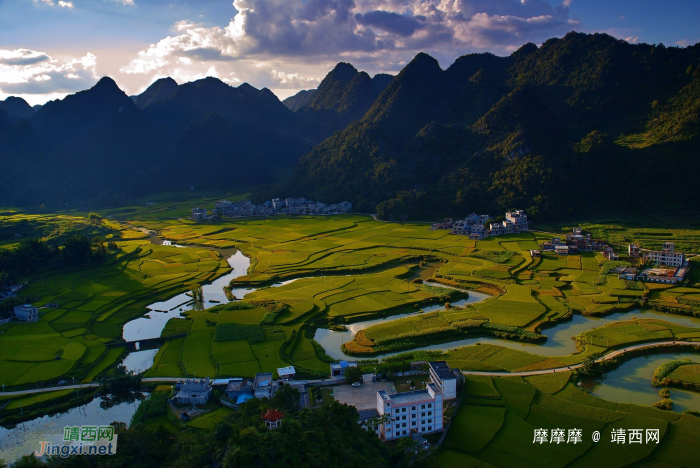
[35,425,118,458]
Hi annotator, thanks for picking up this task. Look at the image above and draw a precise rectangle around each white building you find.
[191,208,207,220]
[506,210,528,231]
[452,213,489,236]
[428,361,458,400]
[13,304,38,322]
[174,377,212,405]
[277,366,296,380]
[643,242,685,267]
[377,383,443,440]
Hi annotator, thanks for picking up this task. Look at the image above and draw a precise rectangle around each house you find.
[191,208,207,220]
[643,242,685,267]
[602,247,619,261]
[174,377,212,405]
[254,372,278,399]
[505,210,528,231]
[330,360,358,377]
[638,265,687,284]
[555,245,570,256]
[451,213,489,236]
[530,250,541,258]
[565,228,606,252]
[618,267,639,281]
[262,408,285,429]
[13,304,38,322]
[225,378,253,403]
[376,383,444,441]
[629,244,640,257]
[277,366,296,380]
[431,218,453,230]
[358,408,380,435]
[428,361,458,400]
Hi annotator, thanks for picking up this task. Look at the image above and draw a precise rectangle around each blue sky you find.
[0,0,698,105]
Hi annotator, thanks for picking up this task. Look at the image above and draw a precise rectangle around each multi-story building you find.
[376,383,443,440]
[431,218,453,230]
[628,244,640,257]
[174,377,212,405]
[566,228,606,252]
[428,361,458,400]
[506,210,528,231]
[191,207,207,220]
[643,242,685,267]
[13,304,39,322]
[451,213,489,236]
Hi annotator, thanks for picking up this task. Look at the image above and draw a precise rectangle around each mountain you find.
[283,89,316,111]
[286,32,700,220]
[0,75,315,207]
[133,77,179,109]
[0,97,35,120]
[290,63,394,142]
[29,77,137,143]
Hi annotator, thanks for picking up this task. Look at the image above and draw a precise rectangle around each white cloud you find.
[117,0,578,97]
[0,48,98,95]
[31,0,55,5]
[625,36,639,44]
[58,1,73,8]
[113,0,135,5]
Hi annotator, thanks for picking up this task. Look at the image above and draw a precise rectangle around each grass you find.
[442,404,505,453]
[186,407,233,429]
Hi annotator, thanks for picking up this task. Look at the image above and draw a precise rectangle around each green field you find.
[437,375,700,467]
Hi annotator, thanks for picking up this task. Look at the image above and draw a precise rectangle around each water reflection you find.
[591,352,700,412]
[122,349,159,374]
[0,397,139,463]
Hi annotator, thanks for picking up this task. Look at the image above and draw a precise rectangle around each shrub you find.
[652,359,693,386]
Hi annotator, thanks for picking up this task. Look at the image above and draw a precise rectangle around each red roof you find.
[262,408,285,422]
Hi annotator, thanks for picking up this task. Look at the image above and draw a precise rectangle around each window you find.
[402,408,406,413]
[412,406,416,410]
[421,404,425,409]
[412,422,416,426]
[402,423,406,428]
[428,404,432,408]
[395,409,400,414]
[428,411,432,416]
[428,419,432,423]
[421,412,425,417]
[387,429,391,432]
[402,416,406,420]
[428,426,432,431]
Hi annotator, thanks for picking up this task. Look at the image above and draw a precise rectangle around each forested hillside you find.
[286,32,700,221]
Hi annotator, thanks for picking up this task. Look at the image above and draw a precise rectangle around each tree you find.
[271,383,301,414]
[345,366,363,384]
[190,282,204,303]
[62,235,91,265]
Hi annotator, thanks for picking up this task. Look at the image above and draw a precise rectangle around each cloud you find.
[31,0,55,5]
[58,1,73,8]
[113,0,135,5]
[625,36,639,44]
[121,0,578,75]
[675,39,693,47]
[269,70,320,88]
[0,49,98,94]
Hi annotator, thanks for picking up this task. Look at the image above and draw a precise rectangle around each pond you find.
[591,352,700,412]
[0,396,141,463]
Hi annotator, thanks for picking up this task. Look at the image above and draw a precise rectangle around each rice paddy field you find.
[437,374,700,468]
[5,203,700,396]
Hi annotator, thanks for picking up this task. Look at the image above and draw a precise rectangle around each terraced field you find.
[438,375,700,467]
[0,232,231,387]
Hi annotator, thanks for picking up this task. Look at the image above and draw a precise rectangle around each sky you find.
[1,0,699,105]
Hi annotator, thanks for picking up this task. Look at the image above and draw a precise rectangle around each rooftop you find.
[429,361,456,381]
[277,366,296,376]
[262,408,285,422]
[358,408,379,420]
[378,383,440,405]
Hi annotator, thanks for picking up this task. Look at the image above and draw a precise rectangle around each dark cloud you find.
[355,11,426,37]
[0,52,50,66]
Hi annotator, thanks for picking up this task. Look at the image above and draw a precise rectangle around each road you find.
[1,341,699,397]
[461,340,700,377]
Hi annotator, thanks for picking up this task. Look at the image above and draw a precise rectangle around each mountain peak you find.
[134,77,179,109]
[93,76,120,91]
[328,62,359,83]
[0,96,35,119]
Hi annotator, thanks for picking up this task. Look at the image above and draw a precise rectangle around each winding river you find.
[5,244,700,462]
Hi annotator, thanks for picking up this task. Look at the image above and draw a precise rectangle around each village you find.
[169,360,460,443]
[432,209,692,286]
[191,198,353,220]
